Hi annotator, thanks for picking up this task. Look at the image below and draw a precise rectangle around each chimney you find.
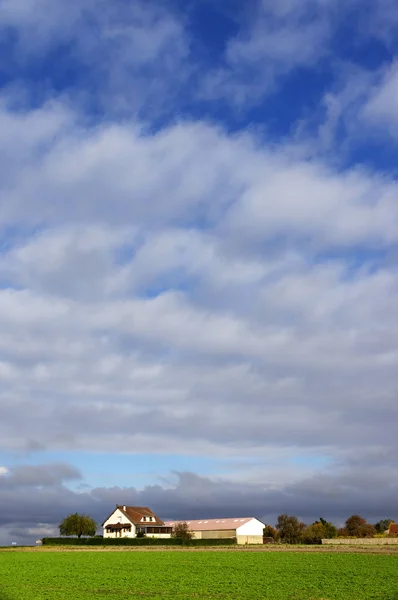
[123,505,126,511]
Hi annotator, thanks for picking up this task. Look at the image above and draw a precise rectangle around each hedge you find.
[42,537,236,546]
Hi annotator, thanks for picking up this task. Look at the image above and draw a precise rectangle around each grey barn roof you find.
[165,517,255,531]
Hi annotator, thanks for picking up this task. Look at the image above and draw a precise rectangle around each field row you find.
[1,549,398,599]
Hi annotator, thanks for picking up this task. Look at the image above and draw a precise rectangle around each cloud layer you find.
[1,465,398,545]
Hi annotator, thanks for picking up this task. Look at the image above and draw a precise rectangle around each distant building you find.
[102,506,172,539]
[165,517,265,545]
[388,524,398,535]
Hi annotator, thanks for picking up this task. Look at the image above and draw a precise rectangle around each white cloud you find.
[1,224,135,299]
[0,0,186,58]
[1,100,397,247]
[0,99,397,467]
[362,62,398,134]
[223,161,398,248]
[200,0,337,106]
[0,0,189,116]
[314,61,398,144]
[27,524,58,537]
[0,0,83,41]
[199,0,398,111]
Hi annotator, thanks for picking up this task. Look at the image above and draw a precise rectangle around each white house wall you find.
[236,518,265,536]
[103,508,136,538]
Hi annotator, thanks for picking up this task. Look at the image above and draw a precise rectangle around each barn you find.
[165,517,265,545]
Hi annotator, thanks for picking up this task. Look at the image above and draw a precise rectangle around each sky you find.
[0,0,398,545]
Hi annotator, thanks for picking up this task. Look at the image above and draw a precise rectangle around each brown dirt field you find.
[3,544,398,555]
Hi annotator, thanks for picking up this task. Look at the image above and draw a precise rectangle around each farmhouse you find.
[102,506,172,539]
[165,517,265,545]
[388,524,398,535]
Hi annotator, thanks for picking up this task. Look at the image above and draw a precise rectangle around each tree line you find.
[58,512,396,544]
[263,515,396,544]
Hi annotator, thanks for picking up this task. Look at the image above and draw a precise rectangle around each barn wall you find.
[202,529,236,539]
[192,529,235,540]
[237,535,263,545]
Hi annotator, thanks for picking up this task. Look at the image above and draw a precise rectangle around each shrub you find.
[42,537,236,547]
[136,531,146,538]
[170,522,193,541]
[263,525,278,541]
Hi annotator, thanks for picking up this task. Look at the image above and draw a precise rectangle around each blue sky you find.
[1,0,398,544]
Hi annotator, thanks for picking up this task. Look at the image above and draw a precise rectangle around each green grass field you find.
[0,549,397,600]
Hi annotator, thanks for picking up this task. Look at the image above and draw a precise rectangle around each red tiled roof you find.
[122,506,165,526]
[106,523,131,530]
[389,524,398,534]
[102,506,165,527]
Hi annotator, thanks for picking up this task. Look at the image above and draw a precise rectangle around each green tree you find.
[345,515,376,538]
[374,519,394,534]
[276,514,306,544]
[318,518,338,538]
[360,523,377,537]
[345,515,366,536]
[170,522,193,541]
[302,522,325,545]
[263,524,279,541]
[302,519,337,544]
[59,513,97,538]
